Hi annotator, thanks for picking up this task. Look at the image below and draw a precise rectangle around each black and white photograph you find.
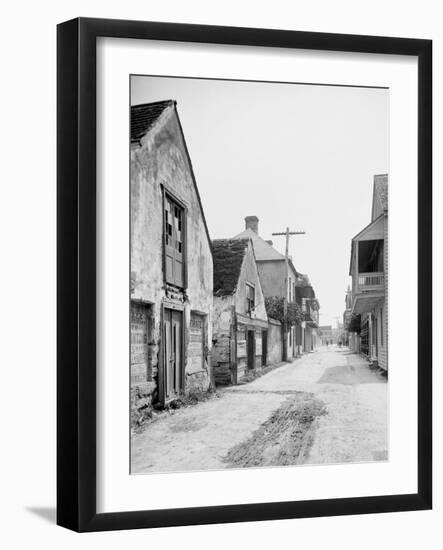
[130,75,389,474]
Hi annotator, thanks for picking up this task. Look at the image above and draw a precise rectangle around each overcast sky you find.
[131,76,389,327]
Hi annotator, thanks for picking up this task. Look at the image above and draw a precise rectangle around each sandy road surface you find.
[131,348,387,474]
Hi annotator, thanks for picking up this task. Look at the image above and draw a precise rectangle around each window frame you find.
[246,282,255,315]
[161,186,188,289]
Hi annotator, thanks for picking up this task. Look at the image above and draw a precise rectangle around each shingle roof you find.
[131,100,175,143]
[212,239,249,296]
[374,174,388,211]
[232,228,285,261]
[371,174,388,220]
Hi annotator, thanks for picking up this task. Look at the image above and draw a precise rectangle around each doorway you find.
[163,308,183,402]
[372,313,378,360]
[247,330,255,370]
[262,330,268,366]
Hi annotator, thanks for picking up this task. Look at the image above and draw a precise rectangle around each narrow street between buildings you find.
[131,347,387,474]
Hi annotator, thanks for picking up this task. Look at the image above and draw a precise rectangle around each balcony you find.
[352,271,385,314]
[357,272,384,291]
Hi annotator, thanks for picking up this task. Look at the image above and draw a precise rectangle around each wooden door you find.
[262,330,268,366]
[372,313,378,359]
[247,330,255,370]
[163,309,183,401]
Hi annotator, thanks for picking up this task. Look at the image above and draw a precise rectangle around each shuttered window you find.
[246,283,255,314]
[164,195,185,288]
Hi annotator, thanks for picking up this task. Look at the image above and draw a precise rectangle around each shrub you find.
[265,296,303,326]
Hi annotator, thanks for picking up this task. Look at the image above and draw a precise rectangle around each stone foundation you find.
[186,369,211,393]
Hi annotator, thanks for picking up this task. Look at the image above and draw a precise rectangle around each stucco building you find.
[319,325,333,346]
[233,216,301,360]
[295,275,320,353]
[349,174,388,371]
[343,286,353,347]
[211,238,270,385]
[130,100,214,419]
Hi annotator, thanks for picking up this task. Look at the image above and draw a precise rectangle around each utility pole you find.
[272,227,306,361]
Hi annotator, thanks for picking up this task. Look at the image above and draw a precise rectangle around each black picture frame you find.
[57,17,432,532]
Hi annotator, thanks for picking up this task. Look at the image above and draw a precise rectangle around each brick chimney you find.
[245,215,259,234]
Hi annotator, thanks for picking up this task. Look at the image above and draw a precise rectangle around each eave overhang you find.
[351,291,384,315]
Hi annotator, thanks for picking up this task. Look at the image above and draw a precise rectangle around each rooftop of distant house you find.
[233,216,300,269]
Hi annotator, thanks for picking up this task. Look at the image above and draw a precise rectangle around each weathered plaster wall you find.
[267,319,283,364]
[257,260,299,302]
[130,105,213,413]
[304,327,319,352]
[257,261,285,299]
[235,242,268,322]
[131,106,213,315]
[212,294,235,385]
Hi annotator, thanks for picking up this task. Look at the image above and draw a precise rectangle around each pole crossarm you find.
[272,231,305,236]
[270,227,306,361]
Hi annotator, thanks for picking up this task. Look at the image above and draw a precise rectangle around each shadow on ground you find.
[26,507,56,524]
[317,365,386,385]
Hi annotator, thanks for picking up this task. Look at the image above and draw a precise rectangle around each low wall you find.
[267,318,282,364]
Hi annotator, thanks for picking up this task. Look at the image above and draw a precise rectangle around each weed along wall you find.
[130,101,213,425]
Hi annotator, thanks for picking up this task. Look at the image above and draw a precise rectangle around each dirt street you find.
[131,347,388,474]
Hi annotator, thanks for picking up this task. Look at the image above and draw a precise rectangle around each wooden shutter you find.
[164,197,174,284]
[173,205,184,287]
[164,196,185,288]
[164,195,185,288]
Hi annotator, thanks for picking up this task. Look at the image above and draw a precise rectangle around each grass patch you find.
[132,387,220,434]
[237,361,288,385]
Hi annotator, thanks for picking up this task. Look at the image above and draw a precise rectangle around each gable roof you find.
[131,100,213,255]
[131,100,175,143]
[349,213,385,274]
[212,239,249,296]
[351,213,385,242]
[233,228,286,261]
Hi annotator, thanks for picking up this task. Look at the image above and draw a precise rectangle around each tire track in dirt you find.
[222,392,327,468]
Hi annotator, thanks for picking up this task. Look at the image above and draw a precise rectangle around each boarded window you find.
[164,194,185,287]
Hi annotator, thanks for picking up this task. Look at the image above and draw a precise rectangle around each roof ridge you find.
[131,100,176,143]
[131,99,175,109]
